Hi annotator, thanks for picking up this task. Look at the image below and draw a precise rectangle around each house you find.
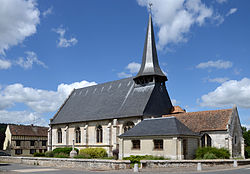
[48,13,245,159]
[163,106,245,158]
[119,117,200,159]
[3,124,48,156]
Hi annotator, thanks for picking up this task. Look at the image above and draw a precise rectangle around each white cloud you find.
[199,78,250,108]
[196,60,233,69]
[137,0,214,50]
[0,80,96,113]
[216,0,227,4]
[42,6,53,17]
[0,110,48,126]
[126,62,141,73]
[118,72,132,78]
[0,59,12,69]
[15,51,47,69]
[53,27,78,48]
[226,8,237,17]
[171,99,180,106]
[0,0,40,54]
[208,77,229,83]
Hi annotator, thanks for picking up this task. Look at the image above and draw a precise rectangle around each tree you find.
[242,126,250,146]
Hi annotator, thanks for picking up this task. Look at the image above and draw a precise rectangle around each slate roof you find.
[134,14,167,81]
[9,124,48,137]
[163,108,233,132]
[51,77,172,124]
[119,117,198,138]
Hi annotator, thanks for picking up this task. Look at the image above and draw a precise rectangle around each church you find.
[48,14,244,159]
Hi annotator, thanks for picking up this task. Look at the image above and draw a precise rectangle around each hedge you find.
[79,148,107,158]
[195,147,230,159]
[53,147,79,155]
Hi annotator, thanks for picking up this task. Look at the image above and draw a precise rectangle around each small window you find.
[96,125,103,143]
[132,140,140,149]
[16,140,21,146]
[30,149,36,154]
[44,149,47,153]
[58,129,62,143]
[234,135,237,144]
[30,140,35,146]
[39,149,43,153]
[15,149,22,155]
[154,139,163,150]
[42,140,47,146]
[123,121,135,132]
[75,127,81,143]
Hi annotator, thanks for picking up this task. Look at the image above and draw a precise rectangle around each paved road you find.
[1,163,250,174]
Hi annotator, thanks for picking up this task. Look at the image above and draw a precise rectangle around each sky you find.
[0,0,249,129]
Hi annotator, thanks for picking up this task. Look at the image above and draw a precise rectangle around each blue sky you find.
[0,0,249,128]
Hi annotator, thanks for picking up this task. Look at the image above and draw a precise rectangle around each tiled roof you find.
[170,106,186,114]
[163,109,233,132]
[119,117,198,137]
[9,124,48,137]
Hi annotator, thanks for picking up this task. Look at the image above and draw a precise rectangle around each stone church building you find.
[48,14,244,159]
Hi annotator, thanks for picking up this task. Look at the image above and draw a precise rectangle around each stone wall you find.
[0,156,130,170]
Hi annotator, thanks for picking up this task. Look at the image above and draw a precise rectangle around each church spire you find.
[134,14,167,85]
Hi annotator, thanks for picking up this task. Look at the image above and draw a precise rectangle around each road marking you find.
[11,168,60,173]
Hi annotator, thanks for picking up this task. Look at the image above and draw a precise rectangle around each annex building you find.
[48,14,245,159]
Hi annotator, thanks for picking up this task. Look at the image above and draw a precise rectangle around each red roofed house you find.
[3,124,48,156]
[164,105,245,158]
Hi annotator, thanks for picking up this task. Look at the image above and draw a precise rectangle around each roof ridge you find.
[165,108,233,116]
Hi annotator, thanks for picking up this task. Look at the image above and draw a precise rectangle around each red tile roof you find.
[170,106,186,114]
[9,124,48,137]
[163,108,232,132]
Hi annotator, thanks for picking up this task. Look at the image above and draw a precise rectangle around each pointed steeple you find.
[134,14,167,85]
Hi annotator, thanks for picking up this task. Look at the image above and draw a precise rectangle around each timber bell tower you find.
[133,14,167,86]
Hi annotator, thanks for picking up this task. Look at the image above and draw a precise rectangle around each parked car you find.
[0,151,10,156]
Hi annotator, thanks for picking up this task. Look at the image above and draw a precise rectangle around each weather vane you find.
[149,3,153,14]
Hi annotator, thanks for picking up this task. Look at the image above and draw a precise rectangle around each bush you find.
[79,148,107,158]
[195,147,230,159]
[45,151,54,157]
[54,152,69,158]
[245,146,250,159]
[123,155,168,164]
[53,147,79,155]
[203,152,217,159]
[33,152,45,157]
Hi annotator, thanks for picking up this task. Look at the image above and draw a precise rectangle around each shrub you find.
[203,152,217,159]
[53,147,79,155]
[195,147,230,159]
[33,152,45,157]
[245,146,250,159]
[123,155,168,164]
[45,151,54,157]
[54,152,69,158]
[79,148,107,158]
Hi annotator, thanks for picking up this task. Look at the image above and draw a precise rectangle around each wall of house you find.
[205,131,228,149]
[50,117,143,155]
[120,137,198,160]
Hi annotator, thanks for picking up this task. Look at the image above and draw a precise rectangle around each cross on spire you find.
[149,3,153,14]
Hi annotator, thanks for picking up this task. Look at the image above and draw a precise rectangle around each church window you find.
[75,127,81,143]
[201,133,211,147]
[234,135,237,144]
[154,139,163,150]
[16,140,21,146]
[123,121,135,132]
[96,125,103,143]
[132,140,140,149]
[57,129,62,143]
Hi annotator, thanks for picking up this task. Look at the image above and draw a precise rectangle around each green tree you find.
[242,126,250,146]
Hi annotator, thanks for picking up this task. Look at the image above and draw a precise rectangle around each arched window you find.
[57,129,62,143]
[96,125,103,143]
[201,133,211,147]
[123,121,135,132]
[75,127,81,143]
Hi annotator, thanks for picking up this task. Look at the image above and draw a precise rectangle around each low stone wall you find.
[0,156,130,170]
[1,156,250,170]
[140,159,250,168]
